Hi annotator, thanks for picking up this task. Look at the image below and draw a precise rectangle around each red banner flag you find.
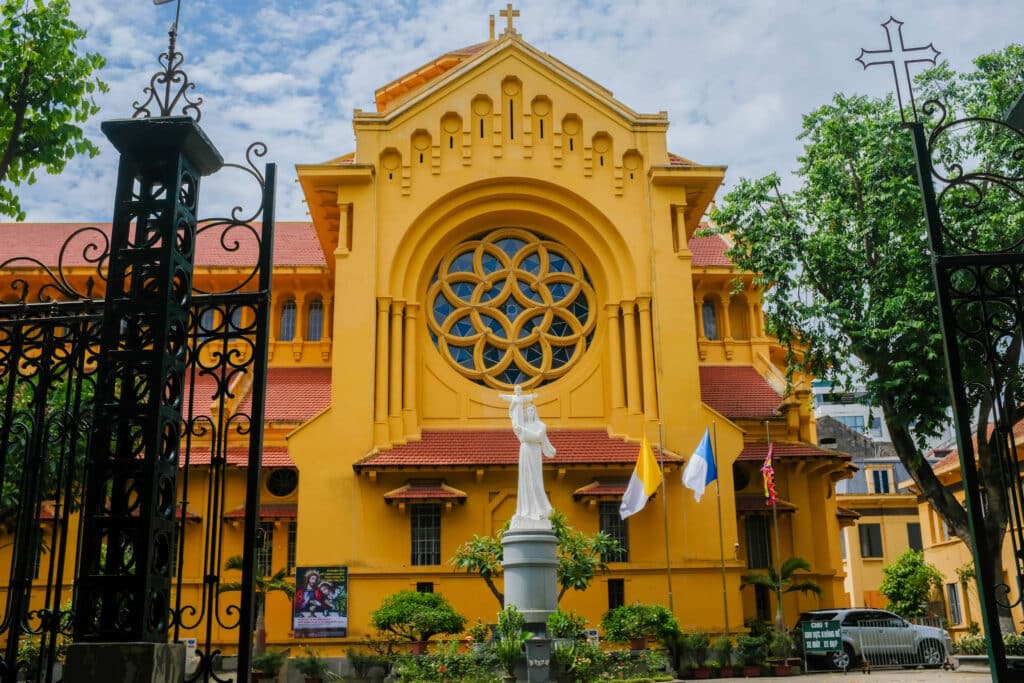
[761,443,777,506]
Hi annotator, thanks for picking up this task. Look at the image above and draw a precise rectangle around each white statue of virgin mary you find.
[500,385,557,529]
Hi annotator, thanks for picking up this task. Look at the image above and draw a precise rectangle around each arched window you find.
[702,299,718,340]
[306,300,324,341]
[280,299,296,341]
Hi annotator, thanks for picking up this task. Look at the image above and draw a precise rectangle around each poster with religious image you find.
[293,565,348,637]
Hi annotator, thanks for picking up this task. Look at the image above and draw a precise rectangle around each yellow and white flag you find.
[619,436,662,519]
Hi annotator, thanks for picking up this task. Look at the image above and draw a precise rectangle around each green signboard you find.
[801,620,842,653]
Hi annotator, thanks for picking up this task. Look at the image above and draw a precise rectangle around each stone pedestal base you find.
[502,528,558,627]
[65,642,185,683]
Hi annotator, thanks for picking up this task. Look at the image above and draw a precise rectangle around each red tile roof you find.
[737,441,851,461]
[699,366,783,419]
[236,367,331,422]
[735,494,796,512]
[354,430,673,471]
[185,446,294,467]
[223,503,296,519]
[383,482,468,503]
[668,153,697,167]
[0,222,326,269]
[690,234,733,267]
[572,479,628,500]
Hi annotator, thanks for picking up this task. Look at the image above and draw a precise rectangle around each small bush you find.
[370,590,466,642]
[1005,632,1024,656]
[547,607,588,640]
[600,603,679,643]
[954,634,986,655]
[735,634,768,666]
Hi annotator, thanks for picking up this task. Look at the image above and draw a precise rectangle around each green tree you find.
[880,549,943,617]
[0,0,106,220]
[709,45,1024,632]
[218,554,295,654]
[450,509,622,606]
[740,556,822,628]
[369,590,466,643]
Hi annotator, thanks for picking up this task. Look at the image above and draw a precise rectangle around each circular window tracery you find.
[427,227,596,389]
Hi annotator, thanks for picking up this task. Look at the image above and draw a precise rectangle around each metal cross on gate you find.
[856,16,940,122]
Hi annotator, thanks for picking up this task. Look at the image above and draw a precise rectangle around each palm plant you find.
[740,556,821,629]
[219,555,296,655]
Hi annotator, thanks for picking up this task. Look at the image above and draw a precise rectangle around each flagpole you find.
[658,422,674,612]
[766,421,784,628]
[712,421,729,635]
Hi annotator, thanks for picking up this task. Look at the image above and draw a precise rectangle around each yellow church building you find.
[0,9,855,653]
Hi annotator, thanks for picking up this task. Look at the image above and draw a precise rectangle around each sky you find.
[12,0,1024,223]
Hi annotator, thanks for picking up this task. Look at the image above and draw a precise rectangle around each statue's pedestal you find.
[503,528,557,682]
[502,528,558,625]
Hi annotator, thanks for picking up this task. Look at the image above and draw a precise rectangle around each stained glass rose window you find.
[427,228,596,389]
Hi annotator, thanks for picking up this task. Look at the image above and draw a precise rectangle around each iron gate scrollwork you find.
[0,140,275,682]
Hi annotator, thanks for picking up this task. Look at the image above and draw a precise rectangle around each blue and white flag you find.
[682,428,717,502]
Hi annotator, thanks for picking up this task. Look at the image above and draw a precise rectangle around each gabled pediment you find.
[355,34,667,131]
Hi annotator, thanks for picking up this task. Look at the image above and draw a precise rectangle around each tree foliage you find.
[0,0,106,220]
[450,509,622,606]
[740,556,822,627]
[879,549,943,617]
[709,45,1024,628]
[218,554,296,617]
[369,590,466,642]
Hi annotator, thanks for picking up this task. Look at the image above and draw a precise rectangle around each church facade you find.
[0,11,854,652]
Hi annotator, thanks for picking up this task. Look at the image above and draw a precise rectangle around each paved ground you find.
[723,660,1001,682]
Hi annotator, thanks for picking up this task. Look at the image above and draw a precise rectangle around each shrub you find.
[599,604,679,643]
[370,590,466,642]
[495,605,532,676]
[547,608,587,640]
[954,634,986,655]
[768,628,794,660]
[711,634,733,665]
[293,647,330,677]
[688,631,711,666]
[1005,632,1024,656]
[252,649,287,676]
[735,634,768,666]
[467,618,491,644]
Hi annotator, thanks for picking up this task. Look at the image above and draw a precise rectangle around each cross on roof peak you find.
[499,3,520,36]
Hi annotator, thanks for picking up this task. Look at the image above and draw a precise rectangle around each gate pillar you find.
[72,117,222,648]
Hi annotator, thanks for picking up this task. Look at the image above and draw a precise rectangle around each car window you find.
[842,611,864,626]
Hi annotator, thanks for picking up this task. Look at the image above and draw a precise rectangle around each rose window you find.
[428,227,596,389]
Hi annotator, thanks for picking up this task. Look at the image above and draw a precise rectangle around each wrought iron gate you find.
[0,142,275,682]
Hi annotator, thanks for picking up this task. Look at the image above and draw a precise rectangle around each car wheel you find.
[830,644,856,670]
[919,639,945,668]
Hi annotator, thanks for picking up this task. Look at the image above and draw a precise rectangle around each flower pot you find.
[771,663,793,676]
[720,665,735,677]
[629,636,648,651]
[742,664,762,677]
[409,641,428,655]
[694,666,712,679]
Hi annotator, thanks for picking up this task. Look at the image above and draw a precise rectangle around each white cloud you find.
[13,0,1024,222]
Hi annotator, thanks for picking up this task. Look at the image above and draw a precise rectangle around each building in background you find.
[0,10,856,650]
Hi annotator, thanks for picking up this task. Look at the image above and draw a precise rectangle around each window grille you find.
[947,583,962,624]
[745,515,772,569]
[256,522,275,577]
[287,522,297,573]
[598,501,629,562]
[702,300,718,340]
[280,299,296,341]
[411,504,441,566]
[306,300,323,341]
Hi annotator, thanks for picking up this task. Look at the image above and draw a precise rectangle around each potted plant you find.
[467,618,491,652]
[369,590,466,654]
[251,649,286,683]
[767,628,795,676]
[735,633,767,678]
[495,605,532,681]
[293,647,331,683]
[712,634,734,677]
[688,631,712,678]
[599,603,679,651]
[546,608,587,642]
